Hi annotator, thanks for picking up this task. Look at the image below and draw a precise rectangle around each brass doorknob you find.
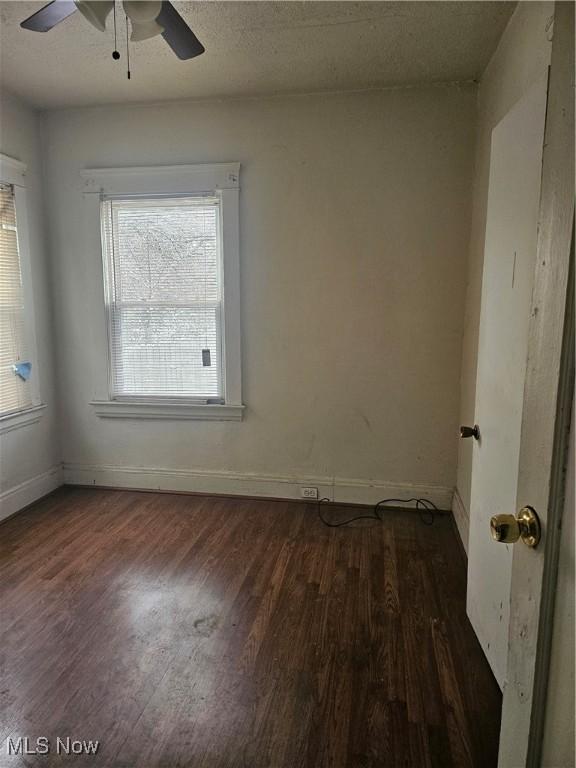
[490,506,541,548]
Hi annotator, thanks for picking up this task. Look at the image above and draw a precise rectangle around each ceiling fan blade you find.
[20,0,77,31]
[157,1,205,60]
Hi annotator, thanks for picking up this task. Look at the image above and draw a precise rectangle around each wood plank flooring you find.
[0,488,501,767]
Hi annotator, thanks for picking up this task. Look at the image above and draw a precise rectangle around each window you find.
[0,154,42,431]
[0,183,31,415]
[86,163,242,421]
[102,196,223,401]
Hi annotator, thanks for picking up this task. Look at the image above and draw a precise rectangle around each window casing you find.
[85,163,242,421]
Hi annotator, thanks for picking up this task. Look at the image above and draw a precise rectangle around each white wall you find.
[453,2,553,549]
[43,85,476,505]
[0,91,61,519]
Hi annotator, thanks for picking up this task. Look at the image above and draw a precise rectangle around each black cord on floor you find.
[317,496,437,527]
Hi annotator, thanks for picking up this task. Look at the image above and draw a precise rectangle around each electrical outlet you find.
[300,487,318,499]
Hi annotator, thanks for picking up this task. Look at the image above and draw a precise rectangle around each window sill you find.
[0,404,46,435]
[90,400,244,422]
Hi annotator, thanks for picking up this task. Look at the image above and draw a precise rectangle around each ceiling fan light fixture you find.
[73,0,114,32]
[123,1,163,24]
[123,1,164,40]
[20,0,205,61]
[129,19,165,41]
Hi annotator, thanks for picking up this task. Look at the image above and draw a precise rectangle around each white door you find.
[498,3,574,763]
[466,75,549,688]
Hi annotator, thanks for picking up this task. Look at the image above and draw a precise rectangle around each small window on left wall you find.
[0,182,32,415]
[0,154,43,431]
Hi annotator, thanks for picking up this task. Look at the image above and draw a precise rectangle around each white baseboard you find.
[0,465,63,522]
[452,486,469,554]
[63,463,454,510]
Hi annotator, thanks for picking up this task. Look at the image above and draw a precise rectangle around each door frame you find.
[498,3,575,766]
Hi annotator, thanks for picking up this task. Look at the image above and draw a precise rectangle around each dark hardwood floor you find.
[0,488,501,767]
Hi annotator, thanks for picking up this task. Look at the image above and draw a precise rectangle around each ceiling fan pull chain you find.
[126,14,131,79]
[112,0,120,60]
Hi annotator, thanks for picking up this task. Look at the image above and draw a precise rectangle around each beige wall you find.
[0,91,61,517]
[454,2,553,544]
[43,85,475,504]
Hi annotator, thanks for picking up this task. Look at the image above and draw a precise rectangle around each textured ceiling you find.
[0,1,515,110]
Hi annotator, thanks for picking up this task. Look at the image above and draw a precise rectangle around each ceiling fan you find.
[20,0,205,60]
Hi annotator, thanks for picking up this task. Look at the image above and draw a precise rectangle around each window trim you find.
[0,404,47,435]
[0,153,43,429]
[89,400,243,421]
[82,163,243,421]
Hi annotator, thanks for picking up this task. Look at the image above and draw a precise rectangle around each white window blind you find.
[101,195,224,400]
[0,182,32,416]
